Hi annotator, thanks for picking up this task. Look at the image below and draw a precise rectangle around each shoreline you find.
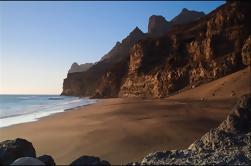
[0,98,98,129]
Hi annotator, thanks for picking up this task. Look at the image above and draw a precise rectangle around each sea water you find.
[0,95,96,128]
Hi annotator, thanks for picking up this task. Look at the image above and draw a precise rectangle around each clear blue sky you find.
[0,1,225,94]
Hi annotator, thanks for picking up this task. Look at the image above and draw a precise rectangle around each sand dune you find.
[0,67,250,164]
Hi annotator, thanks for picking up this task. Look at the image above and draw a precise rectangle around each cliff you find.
[62,1,250,98]
[119,1,251,98]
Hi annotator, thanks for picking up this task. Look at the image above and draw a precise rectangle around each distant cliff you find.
[62,1,250,98]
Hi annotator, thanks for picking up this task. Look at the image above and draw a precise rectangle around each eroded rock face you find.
[242,36,251,65]
[141,94,251,165]
[70,156,110,166]
[62,2,249,99]
[0,138,36,165]
[62,8,205,98]
[119,1,251,98]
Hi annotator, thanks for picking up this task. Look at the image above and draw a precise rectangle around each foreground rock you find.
[38,155,56,166]
[0,138,36,165]
[70,155,110,166]
[141,93,251,165]
[11,157,45,165]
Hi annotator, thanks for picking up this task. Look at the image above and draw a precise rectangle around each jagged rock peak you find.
[149,15,168,22]
[115,41,121,46]
[181,8,189,12]
[129,26,143,36]
[148,15,169,35]
[171,8,205,25]
[68,62,93,73]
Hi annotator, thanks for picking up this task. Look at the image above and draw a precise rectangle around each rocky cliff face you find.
[62,27,144,97]
[62,1,250,98]
[119,1,251,98]
[68,62,93,73]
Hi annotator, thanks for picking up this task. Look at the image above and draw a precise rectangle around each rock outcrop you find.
[0,138,36,165]
[38,155,56,166]
[148,15,170,36]
[70,156,110,166]
[139,94,251,165]
[120,1,251,98]
[11,157,45,165]
[68,63,93,73]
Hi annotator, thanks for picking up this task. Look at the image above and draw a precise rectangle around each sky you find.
[0,1,225,95]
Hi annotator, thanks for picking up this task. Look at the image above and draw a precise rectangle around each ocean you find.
[0,95,96,128]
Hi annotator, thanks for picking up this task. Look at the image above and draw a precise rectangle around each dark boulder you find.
[70,155,110,166]
[0,138,36,165]
[11,157,45,165]
[38,155,56,166]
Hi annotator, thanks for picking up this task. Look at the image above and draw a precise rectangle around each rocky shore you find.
[139,93,251,165]
[1,94,250,165]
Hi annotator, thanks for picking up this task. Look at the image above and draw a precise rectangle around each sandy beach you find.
[0,67,249,164]
[0,98,234,164]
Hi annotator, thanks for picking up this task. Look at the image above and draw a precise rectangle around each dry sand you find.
[0,67,250,164]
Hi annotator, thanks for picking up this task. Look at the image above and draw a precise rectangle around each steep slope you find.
[119,1,251,98]
[169,67,251,100]
[68,63,93,73]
